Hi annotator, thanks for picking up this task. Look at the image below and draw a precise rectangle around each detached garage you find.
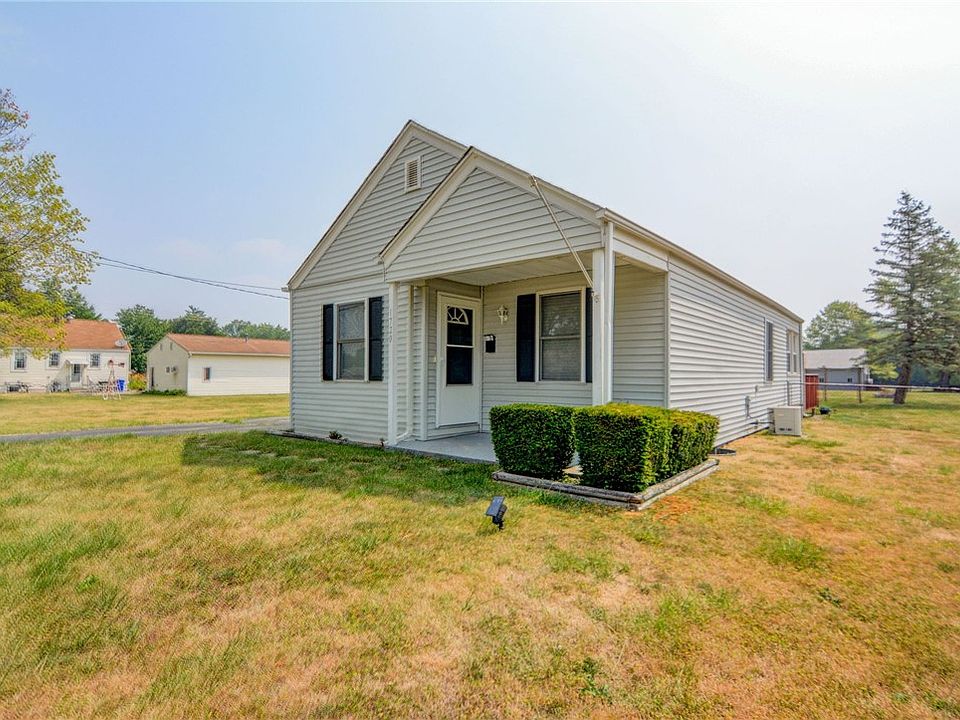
[146,334,290,396]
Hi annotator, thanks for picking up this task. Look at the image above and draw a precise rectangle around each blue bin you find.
[117,379,125,392]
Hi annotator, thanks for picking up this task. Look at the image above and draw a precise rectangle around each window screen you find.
[337,302,366,380]
[540,292,581,381]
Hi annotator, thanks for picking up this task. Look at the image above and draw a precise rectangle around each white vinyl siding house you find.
[286,122,803,447]
[146,334,290,396]
[1,319,130,393]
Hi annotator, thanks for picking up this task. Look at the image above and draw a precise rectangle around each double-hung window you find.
[13,350,27,371]
[539,291,582,381]
[48,352,61,368]
[322,297,383,383]
[90,353,101,368]
[786,331,800,374]
[336,301,366,380]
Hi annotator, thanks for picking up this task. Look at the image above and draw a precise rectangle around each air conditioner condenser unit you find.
[771,406,802,436]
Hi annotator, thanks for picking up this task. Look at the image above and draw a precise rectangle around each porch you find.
[393,432,497,464]
[383,235,670,448]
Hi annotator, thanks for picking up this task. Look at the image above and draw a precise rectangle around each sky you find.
[2,3,959,327]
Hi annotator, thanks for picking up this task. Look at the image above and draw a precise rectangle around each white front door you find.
[71,364,83,386]
[437,294,481,427]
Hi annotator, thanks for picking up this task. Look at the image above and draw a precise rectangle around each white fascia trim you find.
[287,121,466,291]
[603,210,803,323]
[378,147,601,270]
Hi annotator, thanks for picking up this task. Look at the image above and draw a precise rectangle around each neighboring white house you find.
[146,334,290,396]
[803,348,870,387]
[2,319,130,392]
[285,121,804,447]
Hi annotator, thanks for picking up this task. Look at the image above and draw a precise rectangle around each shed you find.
[146,334,290,396]
[802,348,870,387]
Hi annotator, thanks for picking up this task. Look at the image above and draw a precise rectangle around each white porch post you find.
[386,281,399,445]
[603,222,615,403]
[591,223,615,405]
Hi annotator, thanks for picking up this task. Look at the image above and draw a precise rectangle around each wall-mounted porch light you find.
[497,305,509,324]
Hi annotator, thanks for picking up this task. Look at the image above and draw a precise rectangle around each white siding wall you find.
[146,341,189,392]
[613,266,667,406]
[2,348,129,391]
[302,138,460,286]
[667,258,803,445]
[185,355,289,396]
[386,168,602,281]
[290,275,416,443]
[480,272,593,429]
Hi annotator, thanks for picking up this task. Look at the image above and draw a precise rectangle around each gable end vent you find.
[404,156,422,192]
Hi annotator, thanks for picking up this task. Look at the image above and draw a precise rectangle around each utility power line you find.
[83,250,288,300]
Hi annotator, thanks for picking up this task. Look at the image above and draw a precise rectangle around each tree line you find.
[805,192,960,402]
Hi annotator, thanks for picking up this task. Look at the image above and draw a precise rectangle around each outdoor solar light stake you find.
[486,496,507,531]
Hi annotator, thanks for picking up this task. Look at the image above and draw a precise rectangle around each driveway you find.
[0,416,291,444]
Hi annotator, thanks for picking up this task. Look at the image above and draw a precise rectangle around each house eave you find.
[287,120,467,291]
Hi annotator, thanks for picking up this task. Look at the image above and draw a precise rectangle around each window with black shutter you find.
[368,296,383,381]
[516,294,536,382]
[321,304,334,381]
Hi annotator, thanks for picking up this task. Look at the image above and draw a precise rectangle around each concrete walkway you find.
[0,416,291,444]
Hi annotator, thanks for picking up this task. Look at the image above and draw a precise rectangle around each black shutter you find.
[516,294,536,382]
[368,296,384,381]
[322,304,334,381]
[584,287,593,383]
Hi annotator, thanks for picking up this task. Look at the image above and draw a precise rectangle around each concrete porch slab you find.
[391,432,497,464]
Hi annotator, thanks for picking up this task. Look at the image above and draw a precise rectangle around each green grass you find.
[0,392,289,434]
[0,392,958,717]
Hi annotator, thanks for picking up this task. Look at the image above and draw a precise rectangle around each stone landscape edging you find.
[492,459,720,510]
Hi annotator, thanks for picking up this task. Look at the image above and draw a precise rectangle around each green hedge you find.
[573,404,672,491]
[489,404,575,480]
[665,410,720,479]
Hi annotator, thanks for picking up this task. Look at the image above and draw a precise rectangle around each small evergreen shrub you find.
[141,388,186,396]
[573,404,672,491]
[489,404,575,480]
[664,410,720,479]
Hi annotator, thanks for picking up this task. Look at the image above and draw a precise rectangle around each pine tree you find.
[866,192,960,403]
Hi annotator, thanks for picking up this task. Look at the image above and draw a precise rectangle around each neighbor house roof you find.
[61,319,127,350]
[803,348,868,369]
[167,334,290,356]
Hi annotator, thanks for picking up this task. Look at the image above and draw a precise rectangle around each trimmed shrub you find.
[490,404,575,480]
[664,410,720,479]
[573,404,672,491]
[127,372,147,392]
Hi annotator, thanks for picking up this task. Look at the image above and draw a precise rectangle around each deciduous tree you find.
[804,301,876,350]
[0,89,92,352]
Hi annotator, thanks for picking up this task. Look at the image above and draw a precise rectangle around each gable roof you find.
[61,319,127,350]
[803,348,868,369]
[292,121,802,323]
[378,146,602,269]
[167,334,290,357]
[285,121,466,290]
[378,141,803,323]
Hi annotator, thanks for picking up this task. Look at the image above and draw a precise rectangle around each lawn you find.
[0,393,290,434]
[0,393,957,718]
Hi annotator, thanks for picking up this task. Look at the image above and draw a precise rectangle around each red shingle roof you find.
[62,319,127,350]
[167,334,290,356]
